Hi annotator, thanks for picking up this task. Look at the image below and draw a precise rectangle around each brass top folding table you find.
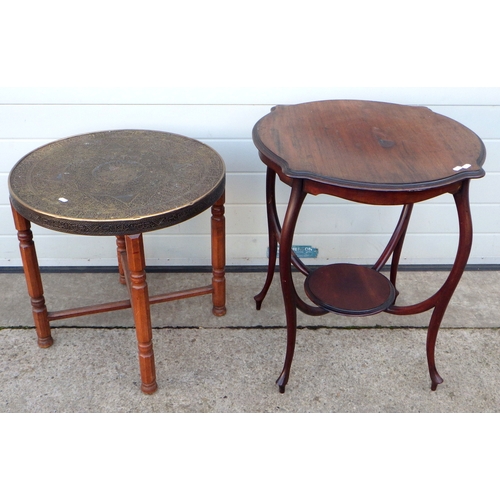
[9,129,226,394]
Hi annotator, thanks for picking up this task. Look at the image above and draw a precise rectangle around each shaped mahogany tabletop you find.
[252,100,486,192]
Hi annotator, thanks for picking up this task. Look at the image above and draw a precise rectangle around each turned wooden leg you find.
[211,193,226,316]
[116,235,127,285]
[125,233,157,394]
[11,205,53,348]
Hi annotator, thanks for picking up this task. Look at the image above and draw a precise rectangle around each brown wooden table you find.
[9,129,226,394]
[252,100,486,393]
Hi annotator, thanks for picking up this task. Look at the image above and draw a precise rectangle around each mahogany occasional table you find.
[9,129,226,394]
[252,100,486,393]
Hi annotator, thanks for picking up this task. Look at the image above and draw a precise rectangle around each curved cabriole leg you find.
[211,192,226,316]
[11,205,53,348]
[125,234,157,394]
[373,204,414,296]
[427,306,445,390]
[426,181,473,391]
[276,180,307,393]
[255,167,279,310]
[388,204,414,292]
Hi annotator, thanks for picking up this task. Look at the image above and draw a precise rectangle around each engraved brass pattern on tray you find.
[9,130,225,235]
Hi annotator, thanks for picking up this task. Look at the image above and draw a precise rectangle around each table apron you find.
[302,179,464,205]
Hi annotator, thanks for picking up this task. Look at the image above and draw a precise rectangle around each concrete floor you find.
[1,269,499,412]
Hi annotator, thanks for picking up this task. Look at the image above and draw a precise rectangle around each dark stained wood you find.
[253,100,485,191]
[253,100,486,394]
[304,264,396,316]
[9,130,227,394]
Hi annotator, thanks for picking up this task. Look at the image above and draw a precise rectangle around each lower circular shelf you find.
[304,263,396,316]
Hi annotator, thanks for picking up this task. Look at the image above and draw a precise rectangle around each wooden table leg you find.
[211,192,226,316]
[254,167,280,309]
[254,167,311,310]
[426,180,473,390]
[11,204,53,348]
[276,179,307,393]
[373,204,414,294]
[125,233,157,394]
[385,181,474,390]
[116,235,127,285]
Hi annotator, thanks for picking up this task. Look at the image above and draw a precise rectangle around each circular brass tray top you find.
[253,100,486,191]
[9,130,225,235]
[304,263,396,316]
